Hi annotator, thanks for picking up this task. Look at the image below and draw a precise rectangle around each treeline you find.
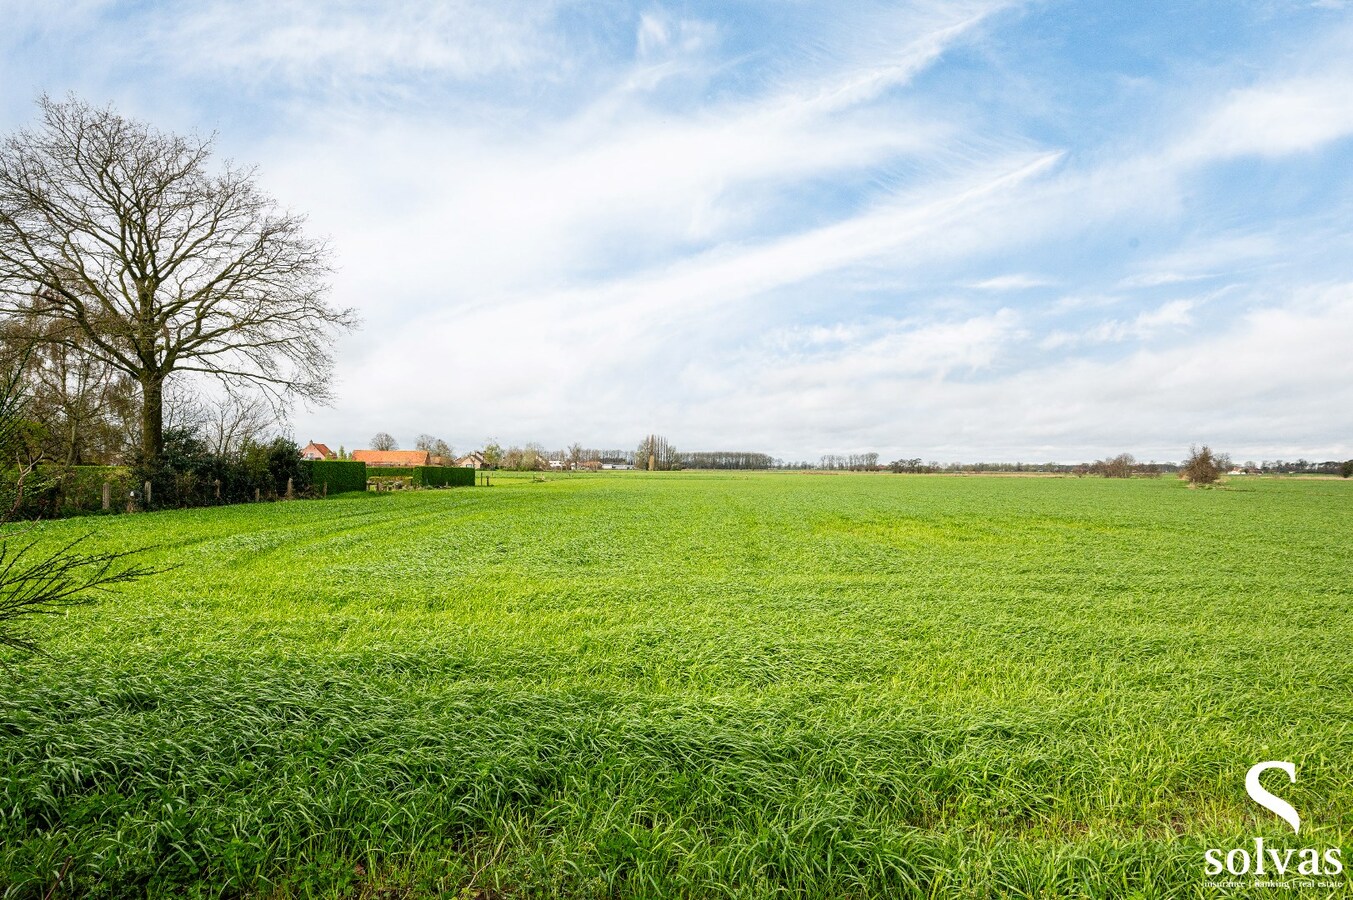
[678,451,775,470]
[1250,459,1353,475]
[478,436,777,471]
[818,453,880,471]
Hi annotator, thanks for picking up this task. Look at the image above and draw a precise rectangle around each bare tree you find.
[415,433,452,460]
[0,96,357,465]
[1093,453,1135,478]
[1181,445,1228,486]
[201,390,271,456]
[636,434,677,471]
[370,432,398,451]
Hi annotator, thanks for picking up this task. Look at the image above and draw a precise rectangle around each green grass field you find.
[2,473,1350,898]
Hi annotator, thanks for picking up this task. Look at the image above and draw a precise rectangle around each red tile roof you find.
[353,449,431,466]
[302,441,334,459]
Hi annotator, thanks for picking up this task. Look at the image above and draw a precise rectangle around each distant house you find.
[300,441,335,461]
[455,452,486,469]
[353,449,431,467]
[600,462,635,470]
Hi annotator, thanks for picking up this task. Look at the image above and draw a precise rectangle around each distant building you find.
[454,452,486,469]
[300,441,335,461]
[600,462,635,470]
[353,449,431,467]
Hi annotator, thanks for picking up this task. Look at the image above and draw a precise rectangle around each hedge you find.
[417,465,475,487]
[300,459,368,494]
[363,465,474,487]
[35,465,134,517]
[362,466,418,479]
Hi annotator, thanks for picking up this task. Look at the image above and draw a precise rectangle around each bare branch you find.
[0,95,358,462]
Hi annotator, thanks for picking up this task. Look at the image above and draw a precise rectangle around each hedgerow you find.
[363,465,473,487]
[299,459,367,494]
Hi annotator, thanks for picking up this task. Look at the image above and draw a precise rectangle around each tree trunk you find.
[140,376,164,465]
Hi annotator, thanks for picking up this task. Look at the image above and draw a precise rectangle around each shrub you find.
[300,459,367,494]
[1181,445,1228,486]
[1341,459,1353,479]
[49,466,134,516]
[1092,453,1135,478]
[132,433,309,509]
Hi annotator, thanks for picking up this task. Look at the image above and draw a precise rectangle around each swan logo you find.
[1246,761,1300,834]
[1203,761,1343,888]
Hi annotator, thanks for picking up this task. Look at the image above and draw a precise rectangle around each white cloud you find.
[968,274,1056,291]
[1039,298,1196,350]
[1180,75,1353,161]
[5,1,1352,460]
[665,284,1353,461]
[155,1,567,83]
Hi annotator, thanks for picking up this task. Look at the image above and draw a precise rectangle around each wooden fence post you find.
[214,479,221,501]
[102,482,111,511]
[286,477,294,500]
[322,482,328,498]
[144,480,152,507]
[255,487,261,503]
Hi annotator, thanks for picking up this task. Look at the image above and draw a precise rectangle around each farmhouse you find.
[455,452,486,469]
[300,441,335,461]
[353,449,432,467]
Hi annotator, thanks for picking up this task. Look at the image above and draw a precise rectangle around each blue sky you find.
[3,0,1352,462]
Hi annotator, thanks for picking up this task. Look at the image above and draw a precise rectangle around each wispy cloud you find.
[968,274,1056,291]
[2,1,1351,459]
[1039,298,1197,350]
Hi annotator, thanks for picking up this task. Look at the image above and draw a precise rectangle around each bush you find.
[1181,445,1228,486]
[300,459,367,494]
[49,466,134,516]
[1092,453,1135,478]
[132,432,310,509]
[1341,459,1353,479]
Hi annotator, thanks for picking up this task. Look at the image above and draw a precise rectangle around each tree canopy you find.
[0,95,357,464]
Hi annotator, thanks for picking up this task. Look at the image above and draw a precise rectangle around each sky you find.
[2,0,1352,463]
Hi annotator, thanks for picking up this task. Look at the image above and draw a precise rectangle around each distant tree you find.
[1181,444,1228,486]
[637,434,677,471]
[1094,453,1135,478]
[568,442,583,470]
[522,442,546,471]
[415,434,452,459]
[1341,459,1353,479]
[481,441,503,469]
[370,432,397,451]
[0,96,357,466]
[337,445,346,460]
